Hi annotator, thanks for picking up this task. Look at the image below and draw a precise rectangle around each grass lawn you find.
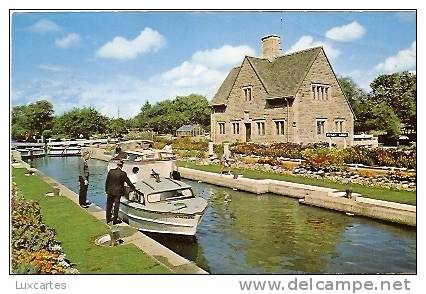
[177,161,416,206]
[12,167,172,274]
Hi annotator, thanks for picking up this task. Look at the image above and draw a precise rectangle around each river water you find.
[31,156,416,274]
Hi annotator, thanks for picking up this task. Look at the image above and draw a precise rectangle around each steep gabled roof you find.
[247,47,322,98]
[210,66,240,105]
[210,46,322,104]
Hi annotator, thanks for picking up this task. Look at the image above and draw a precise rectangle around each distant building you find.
[353,134,379,148]
[176,124,205,137]
[210,34,355,146]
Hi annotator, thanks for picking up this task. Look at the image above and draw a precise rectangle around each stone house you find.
[210,35,355,146]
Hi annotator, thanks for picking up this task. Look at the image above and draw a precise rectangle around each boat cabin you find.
[128,177,194,204]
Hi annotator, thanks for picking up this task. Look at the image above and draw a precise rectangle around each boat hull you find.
[48,148,81,157]
[118,200,203,236]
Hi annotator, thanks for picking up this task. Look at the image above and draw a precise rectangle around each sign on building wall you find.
[326,132,349,138]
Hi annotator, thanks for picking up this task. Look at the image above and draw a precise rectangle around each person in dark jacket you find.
[105,161,142,224]
[79,150,92,208]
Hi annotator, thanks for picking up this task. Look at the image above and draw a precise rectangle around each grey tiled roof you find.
[211,47,322,104]
[176,124,198,132]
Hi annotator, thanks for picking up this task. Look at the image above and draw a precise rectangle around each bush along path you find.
[12,182,79,274]
[12,167,172,274]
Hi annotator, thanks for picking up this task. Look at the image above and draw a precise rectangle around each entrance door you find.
[245,123,251,142]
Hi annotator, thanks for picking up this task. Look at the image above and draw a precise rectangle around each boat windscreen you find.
[147,188,193,203]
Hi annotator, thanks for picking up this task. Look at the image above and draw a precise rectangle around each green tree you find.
[27,100,55,136]
[11,100,54,140]
[12,105,30,140]
[107,118,128,137]
[133,94,210,134]
[338,77,372,133]
[370,72,416,130]
[368,102,401,140]
[53,107,108,138]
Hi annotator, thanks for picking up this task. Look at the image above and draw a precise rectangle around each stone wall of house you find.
[294,49,354,146]
[211,49,354,146]
[211,58,293,144]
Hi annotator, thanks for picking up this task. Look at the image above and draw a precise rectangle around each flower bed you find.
[11,183,79,274]
[231,143,416,169]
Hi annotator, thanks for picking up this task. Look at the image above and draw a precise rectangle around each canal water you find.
[31,157,416,274]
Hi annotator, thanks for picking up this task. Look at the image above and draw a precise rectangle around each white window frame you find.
[334,119,344,133]
[311,84,331,100]
[242,86,253,101]
[316,119,326,135]
[256,120,266,136]
[218,122,226,135]
[274,120,285,136]
[232,121,240,135]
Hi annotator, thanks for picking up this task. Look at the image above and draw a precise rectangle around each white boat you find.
[118,177,208,236]
[11,143,46,158]
[108,148,177,180]
[47,142,81,156]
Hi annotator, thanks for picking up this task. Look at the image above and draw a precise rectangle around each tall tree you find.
[107,118,128,137]
[53,107,108,138]
[11,100,54,140]
[133,94,211,134]
[370,72,416,130]
[338,77,373,133]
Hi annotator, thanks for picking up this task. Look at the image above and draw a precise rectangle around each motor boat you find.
[47,141,81,156]
[118,176,208,236]
[108,148,177,180]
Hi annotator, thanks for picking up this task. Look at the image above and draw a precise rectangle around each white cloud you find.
[96,27,166,60]
[156,44,254,90]
[27,19,61,33]
[325,21,366,42]
[38,64,68,72]
[55,33,81,48]
[191,45,255,69]
[14,44,254,118]
[341,41,416,91]
[287,35,340,60]
[375,41,416,73]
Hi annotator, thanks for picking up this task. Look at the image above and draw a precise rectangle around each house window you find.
[232,122,240,135]
[242,86,253,101]
[316,119,326,135]
[275,120,285,135]
[335,120,344,132]
[256,121,265,136]
[312,84,330,100]
[219,122,226,135]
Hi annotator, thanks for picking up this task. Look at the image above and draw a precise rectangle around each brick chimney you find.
[261,35,282,61]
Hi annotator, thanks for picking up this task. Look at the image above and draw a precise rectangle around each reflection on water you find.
[31,157,416,274]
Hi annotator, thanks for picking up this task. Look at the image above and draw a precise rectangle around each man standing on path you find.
[79,150,92,208]
[105,161,142,224]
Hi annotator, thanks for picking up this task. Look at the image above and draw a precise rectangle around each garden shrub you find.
[257,157,280,166]
[243,157,258,165]
[11,184,78,274]
[281,161,297,171]
[301,147,345,172]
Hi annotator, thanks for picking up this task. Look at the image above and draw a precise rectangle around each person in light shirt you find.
[126,166,141,202]
[128,166,139,184]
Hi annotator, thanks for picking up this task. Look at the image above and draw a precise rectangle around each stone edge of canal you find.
[86,147,415,227]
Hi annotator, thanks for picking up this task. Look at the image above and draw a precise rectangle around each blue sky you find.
[11,11,416,118]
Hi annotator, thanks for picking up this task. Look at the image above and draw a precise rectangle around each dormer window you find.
[242,86,253,101]
[311,84,330,100]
